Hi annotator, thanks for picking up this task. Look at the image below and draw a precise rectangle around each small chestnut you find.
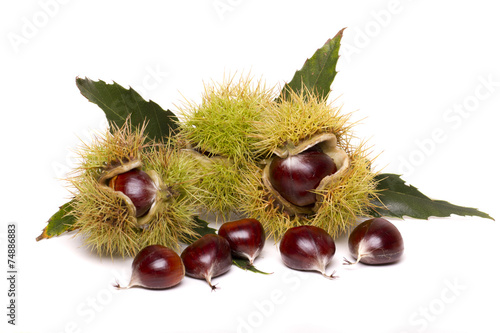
[344,218,404,265]
[109,169,157,217]
[115,245,184,290]
[268,149,337,207]
[181,234,232,290]
[279,225,337,279]
[218,218,266,265]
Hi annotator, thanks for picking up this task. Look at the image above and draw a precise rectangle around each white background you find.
[1,1,499,332]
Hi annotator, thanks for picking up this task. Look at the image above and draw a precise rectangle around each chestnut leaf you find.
[232,258,272,275]
[372,173,494,220]
[76,77,179,143]
[36,200,77,241]
[279,28,345,102]
[183,216,218,244]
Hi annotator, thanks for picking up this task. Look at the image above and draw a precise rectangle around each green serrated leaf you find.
[76,77,179,143]
[36,200,77,241]
[184,216,218,244]
[280,28,345,102]
[232,258,272,275]
[372,173,494,220]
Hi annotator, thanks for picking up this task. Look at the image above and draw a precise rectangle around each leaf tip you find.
[36,228,49,242]
[335,27,346,38]
[482,212,495,221]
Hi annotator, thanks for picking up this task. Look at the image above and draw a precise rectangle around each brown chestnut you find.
[279,225,337,279]
[344,218,404,265]
[181,234,232,290]
[268,150,337,207]
[115,245,184,290]
[218,218,266,265]
[109,169,157,217]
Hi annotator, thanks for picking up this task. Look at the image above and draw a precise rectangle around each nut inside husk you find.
[98,159,172,227]
[262,132,350,215]
[68,121,201,257]
[239,90,378,239]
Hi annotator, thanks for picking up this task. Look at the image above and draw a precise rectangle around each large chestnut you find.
[218,218,265,264]
[279,225,337,279]
[109,169,157,217]
[268,149,337,207]
[115,245,185,290]
[181,234,232,290]
[344,218,404,265]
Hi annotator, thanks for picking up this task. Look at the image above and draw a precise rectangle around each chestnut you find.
[279,225,337,279]
[344,218,404,265]
[268,149,337,207]
[181,234,232,290]
[218,218,266,265]
[109,169,157,217]
[115,245,184,290]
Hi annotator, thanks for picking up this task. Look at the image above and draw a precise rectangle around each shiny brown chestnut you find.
[218,218,266,265]
[109,169,157,217]
[344,218,404,265]
[181,234,232,290]
[268,149,337,207]
[279,225,337,279]
[115,245,184,290]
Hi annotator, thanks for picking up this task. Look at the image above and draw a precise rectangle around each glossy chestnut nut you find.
[218,218,265,265]
[109,169,157,217]
[279,225,337,279]
[344,218,404,265]
[181,234,232,290]
[115,245,184,290]
[268,150,337,207]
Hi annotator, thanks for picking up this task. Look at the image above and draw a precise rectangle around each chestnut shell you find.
[130,245,185,289]
[347,218,404,265]
[261,132,350,216]
[109,169,157,217]
[279,225,336,275]
[218,218,266,264]
[181,234,232,289]
[268,150,337,207]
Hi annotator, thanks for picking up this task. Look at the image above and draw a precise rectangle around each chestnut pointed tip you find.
[113,280,131,290]
[204,272,220,292]
[322,270,339,280]
[207,278,219,291]
[342,257,354,265]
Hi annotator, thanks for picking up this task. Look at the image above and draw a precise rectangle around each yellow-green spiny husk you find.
[178,74,275,163]
[253,89,353,156]
[184,152,253,221]
[68,122,201,257]
[240,90,379,239]
[176,75,275,219]
[139,144,201,247]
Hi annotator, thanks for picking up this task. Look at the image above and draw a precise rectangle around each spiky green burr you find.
[240,90,379,239]
[177,75,275,219]
[67,122,201,257]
